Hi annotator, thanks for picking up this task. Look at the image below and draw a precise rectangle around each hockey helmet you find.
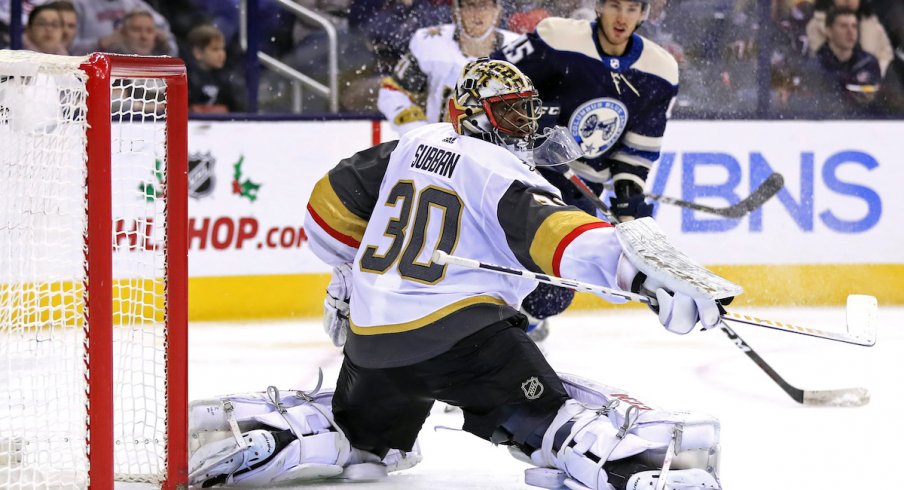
[448,58,541,159]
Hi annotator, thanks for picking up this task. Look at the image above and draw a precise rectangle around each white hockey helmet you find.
[448,58,541,158]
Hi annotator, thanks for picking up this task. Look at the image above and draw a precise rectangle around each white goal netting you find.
[0,51,174,488]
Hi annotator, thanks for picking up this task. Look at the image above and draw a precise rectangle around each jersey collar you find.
[590,21,644,72]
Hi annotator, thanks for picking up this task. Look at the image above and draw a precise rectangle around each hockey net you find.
[0,51,187,489]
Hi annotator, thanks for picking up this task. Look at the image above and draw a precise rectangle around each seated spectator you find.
[69,0,176,56]
[794,7,881,115]
[46,1,78,53]
[871,0,904,113]
[106,10,170,55]
[187,24,243,113]
[807,0,892,75]
[23,4,67,54]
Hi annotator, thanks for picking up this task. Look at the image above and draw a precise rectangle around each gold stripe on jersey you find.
[308,175,368,247]
[530,211,608,276]
[350,294,506,335]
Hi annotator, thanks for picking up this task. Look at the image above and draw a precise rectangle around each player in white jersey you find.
[188,59,724,490]
[377,0,519,136]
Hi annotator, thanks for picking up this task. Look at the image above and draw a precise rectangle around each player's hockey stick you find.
[644,172,784,218]
[573,168,784,218]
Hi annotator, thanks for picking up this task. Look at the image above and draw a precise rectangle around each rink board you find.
[13,119,888,320]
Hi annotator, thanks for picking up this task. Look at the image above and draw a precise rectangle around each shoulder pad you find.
[535,17,598,59]
[409,24,456,58]
[633,35,679,86]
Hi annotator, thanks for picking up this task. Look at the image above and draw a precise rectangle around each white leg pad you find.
[189,385,422,487]
[522,373,721,490]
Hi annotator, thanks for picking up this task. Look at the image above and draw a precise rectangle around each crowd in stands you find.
[1,0,902,117]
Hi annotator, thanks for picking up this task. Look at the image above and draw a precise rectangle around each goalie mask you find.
[448,58,541,162]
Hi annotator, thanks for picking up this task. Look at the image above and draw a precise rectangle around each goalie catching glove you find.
[614,218,741,335]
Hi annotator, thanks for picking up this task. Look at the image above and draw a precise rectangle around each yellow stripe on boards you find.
[186,264,904,321]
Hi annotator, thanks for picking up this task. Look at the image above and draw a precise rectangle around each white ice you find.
[189,305,903,489]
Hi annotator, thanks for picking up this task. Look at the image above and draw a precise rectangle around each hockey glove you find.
[609,180,653,220]
[616,256,721,335]
[323,263,352,347]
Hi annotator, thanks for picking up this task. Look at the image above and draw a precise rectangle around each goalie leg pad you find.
[188,384,422,487]
[520,373,721,490]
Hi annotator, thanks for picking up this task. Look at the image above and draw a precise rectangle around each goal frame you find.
[82,53,189,489]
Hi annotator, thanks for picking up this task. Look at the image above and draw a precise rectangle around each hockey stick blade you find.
[645,172,784,218]
[718,324,870,407]
[720,294,878,347]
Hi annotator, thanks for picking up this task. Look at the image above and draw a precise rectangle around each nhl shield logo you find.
[568,98,629,159]
[188,151,216,199]
[521,377,544,400]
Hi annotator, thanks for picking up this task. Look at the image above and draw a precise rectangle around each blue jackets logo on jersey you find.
[568,98,629,159]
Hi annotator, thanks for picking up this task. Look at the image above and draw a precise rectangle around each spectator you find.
[187,24,243,113]
[47,1,78,53]
[23,4,67,54]
[796,6,881,115]
[69,0,177,56]
[106,10,170,55]
[806,0,893,75]
[871,0,904,113]
[349,0,452,73]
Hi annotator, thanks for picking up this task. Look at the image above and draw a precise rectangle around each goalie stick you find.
[432,251,877,347]
[432,251,876,405]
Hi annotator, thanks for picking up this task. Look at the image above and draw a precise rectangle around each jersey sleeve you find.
[493,179,622,281]
[377,52,429,135]
[304,141,398,265]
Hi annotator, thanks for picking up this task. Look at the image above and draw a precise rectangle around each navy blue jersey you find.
[493,17,679,189]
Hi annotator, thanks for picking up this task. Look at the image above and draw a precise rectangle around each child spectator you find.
[23,4,66,54]
[187,24,242,113]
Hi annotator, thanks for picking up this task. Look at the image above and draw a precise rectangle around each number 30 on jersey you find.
[360,181,463,284]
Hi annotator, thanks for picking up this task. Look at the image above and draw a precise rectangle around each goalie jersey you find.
[377,25,519,135]
[304,124,627,369]
[494,17,679,187]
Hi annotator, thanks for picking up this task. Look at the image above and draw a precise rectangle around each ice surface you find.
[188,305,903,489]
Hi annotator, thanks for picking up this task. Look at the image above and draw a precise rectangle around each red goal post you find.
[0,51,188,488]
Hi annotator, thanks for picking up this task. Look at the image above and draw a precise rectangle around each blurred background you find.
[3,0,903,118]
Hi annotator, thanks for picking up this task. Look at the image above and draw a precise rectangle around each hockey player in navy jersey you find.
[187,59,724,490]
[493,0,679,339]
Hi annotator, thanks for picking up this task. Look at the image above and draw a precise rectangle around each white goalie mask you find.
[448,58,541,162]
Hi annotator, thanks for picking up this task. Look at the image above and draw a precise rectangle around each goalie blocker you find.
[187,373,721,490]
